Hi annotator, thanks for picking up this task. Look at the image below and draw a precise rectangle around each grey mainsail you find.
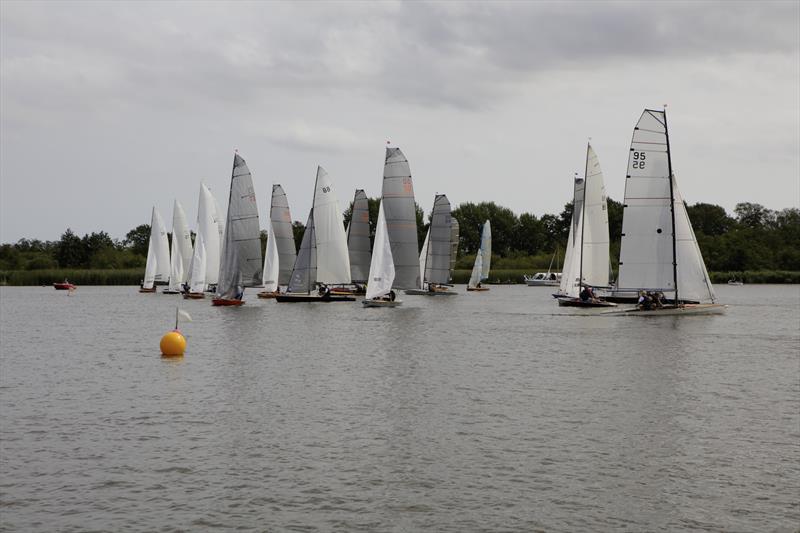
[424,194,452,285]
[271,184,297,285]
[382,147,420,289]
[287,210,317,294]
[450,217,459,282]
[347,189,371,283]
[216,153,262,299]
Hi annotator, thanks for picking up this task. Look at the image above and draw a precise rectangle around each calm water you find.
[1,284,798,532]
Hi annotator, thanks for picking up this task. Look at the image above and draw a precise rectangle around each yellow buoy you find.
[160,329,186,356]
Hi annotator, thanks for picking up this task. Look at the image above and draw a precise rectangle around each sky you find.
[1,0,798,243]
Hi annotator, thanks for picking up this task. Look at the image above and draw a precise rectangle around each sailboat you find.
[183,232,207,299]
[606,109,725,316]
[163,200,193,294]
[524,248,562,286]
[382,147,420,290]
[449,217,459,282]
[258,184,298,299]
[140,206,170,293]
[185,183,222,293]
[555,144,616,307]
[467,220,491,291]
[405,194,457,296]
[276,166,354,302]
[362,200,402,307]
[344,189,371,294]
[211,153,263,306]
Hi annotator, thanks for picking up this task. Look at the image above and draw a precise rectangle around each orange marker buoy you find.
[160,329,186,356]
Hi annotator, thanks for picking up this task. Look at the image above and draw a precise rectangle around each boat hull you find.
[182,292,205,299]
[466,286,490,292]
[275,293,355,303]
[525,279,559,287]
[53,283,76,290]
[556,296,617,308]
[161,289,181,294]
[139,287,157,293]
[404,288,458,296]
[362,299,403,308]
[604,304,727,316]
[211,298,245,306]
[256,291,281,299]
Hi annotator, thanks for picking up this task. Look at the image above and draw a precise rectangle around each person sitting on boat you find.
[579,285,596,302]
[653,291,665,308]
[234,286,244,300]
[637,291,653,310]
[318,283,331,297]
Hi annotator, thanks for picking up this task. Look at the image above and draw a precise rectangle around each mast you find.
[578,144,590,291]
[663,109,679,303]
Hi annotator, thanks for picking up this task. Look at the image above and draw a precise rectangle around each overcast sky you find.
[1,0,798,243]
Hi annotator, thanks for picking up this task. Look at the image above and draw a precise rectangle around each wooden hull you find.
[211,298,245,306]
[404,288,458,296]
[139,287,157,293]
[256,291,281,299]
[556,296,617,308]
[275,293,355,303]
[182,292,205,299]
[330,285,366,296]
[53,283,76,290]
[466,286,490,292]
[604,304,727,316]
[362,299,403,308]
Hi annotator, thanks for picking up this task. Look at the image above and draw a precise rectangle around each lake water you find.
[1,284,798,532]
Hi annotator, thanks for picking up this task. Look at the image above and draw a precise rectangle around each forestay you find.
[424,194,452,285]
[382,147,420,289]
[365,201,395,300]
[347,189,371,283]
[216,154,262,299]
[270,184,296,286]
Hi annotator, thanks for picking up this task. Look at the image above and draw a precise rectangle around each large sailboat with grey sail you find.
[405,194,457,296]
[604,109,725,315]
[343,189,371,294]
[381,146,421,291]
[211,153,263,306]
[276,166,355,302]
[258,184,297,299]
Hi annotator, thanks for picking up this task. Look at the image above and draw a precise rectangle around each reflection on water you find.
[1,284,798,531]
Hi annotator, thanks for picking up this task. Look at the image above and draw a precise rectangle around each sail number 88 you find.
[632,151,646,169]
[321,186,331,193]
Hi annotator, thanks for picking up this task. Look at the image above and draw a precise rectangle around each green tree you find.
[55,228,85,268]
[687,203,734,236]
[292,221,305,252]
[124,224,151,257]
[734,202,775,229]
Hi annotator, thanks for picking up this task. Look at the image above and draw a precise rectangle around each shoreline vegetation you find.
[1,268,798,286]
[2,199,798,286]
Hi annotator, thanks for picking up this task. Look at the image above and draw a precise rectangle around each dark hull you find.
[556,296,617,308]
[275,293,355,303]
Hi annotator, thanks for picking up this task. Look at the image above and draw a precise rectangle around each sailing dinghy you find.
[183,231,207,299]
[163,200,193,294]
[604,109,725,316]
[276,166,354,302]
[363,200,402,307]
[405,194,457,296]
[258,185,297,299]
[212,153,262,306]
[140,206,170,293]
[467,220,491,291]
[554,144,616,307]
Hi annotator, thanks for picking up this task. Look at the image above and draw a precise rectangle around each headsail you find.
[424,194,452,285]
[418,228,430,289]
[188,232,207,294]
[288,210,317,293]
[382,147,420,289]
[262,219,280,292]
[270,184,297,285]
[196,184,221,288]
[674,175,716,303]
[365,200,395,300]
[468,249,483,289]
[347,189,371,283]
[142,207,170,289]
[168,200,193,292]
[216,153,262,299]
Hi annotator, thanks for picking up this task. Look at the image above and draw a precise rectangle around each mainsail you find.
[418,228,430,289]
[382,147,420,289]
[270,184,296,285]
[188,232,207,294]
[365,200,395,300]
[168,200,193,292]
[424,194,452,286]
[216,153,262,299]
[479,220,491,280]
[468,249,483,289]
[195,183,221,288]
[581,144,610,290]
[450,217,459,282]
[142,206,170,289]
[347,189,371,283]
[261,217,280,292]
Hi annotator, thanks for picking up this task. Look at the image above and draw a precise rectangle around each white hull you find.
[526,279,560,287]
[604,304,727,316]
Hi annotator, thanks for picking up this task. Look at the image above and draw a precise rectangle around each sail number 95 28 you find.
[632,151,646,169]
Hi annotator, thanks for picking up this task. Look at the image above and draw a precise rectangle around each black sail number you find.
[632,151,646,170]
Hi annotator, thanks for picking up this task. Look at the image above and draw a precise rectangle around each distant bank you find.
[1,268,798,286]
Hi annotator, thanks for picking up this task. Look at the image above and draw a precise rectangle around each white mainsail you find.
[468,249,483,289]
[479,220,491,280]
[195,183,221,288]
[313,166,351,285]
[168,200,192,292]
[142,207,170,289]
[189,232,207,294]
[216,153,262,299]
[261,219,280,292]
[418,228,430,289]
[558,174,583,296]
[365,201,395,300]
[581,144,610,289]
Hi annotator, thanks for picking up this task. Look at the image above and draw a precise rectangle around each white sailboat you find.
[363,200,402,307]
[467,220,491,291]
[164,200,193,294]
[183,231,207,299]
[276,166,354,302]
[555,144,616,307]
[405,194,457,296]
[606,109,725,316]
[212,153,262,306]
[140,206,170,293]
[185,183,222,293]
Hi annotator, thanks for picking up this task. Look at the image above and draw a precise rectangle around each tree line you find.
[2,199,798,275]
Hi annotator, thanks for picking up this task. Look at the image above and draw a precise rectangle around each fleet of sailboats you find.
[137,109,724,316]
